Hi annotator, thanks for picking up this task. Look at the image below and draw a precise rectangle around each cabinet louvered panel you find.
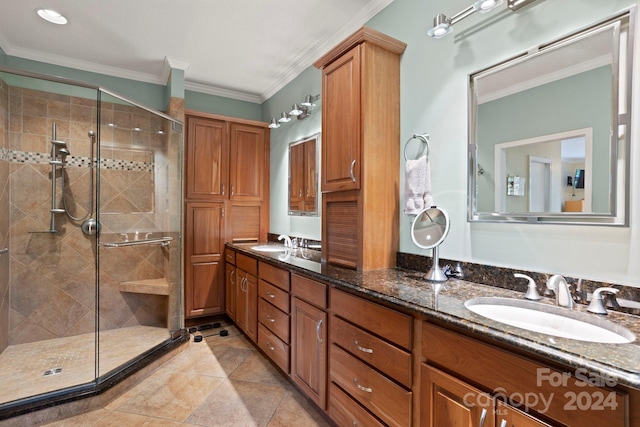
[325,195,358,269]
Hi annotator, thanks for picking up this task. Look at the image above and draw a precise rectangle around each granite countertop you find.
[229,243,640,390]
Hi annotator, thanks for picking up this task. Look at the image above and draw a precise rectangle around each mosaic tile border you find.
[5,149,153,172]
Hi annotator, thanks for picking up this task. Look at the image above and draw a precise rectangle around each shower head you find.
[57,147,70,157]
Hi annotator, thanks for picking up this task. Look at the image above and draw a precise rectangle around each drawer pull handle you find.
[499,420,507,427]
[222,184,225,196]
[349,159,357,183]
[353,378,372,393]
[230,269,235,284]
[354,340,373,354]
[316,319,323,343]
[479,408,487,427]
[265,341,275,351]
[265,291,275,299]
[266,315,275,323]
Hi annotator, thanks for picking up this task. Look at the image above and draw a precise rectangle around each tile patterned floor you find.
[0,326,169,405]
[38,324,331,426]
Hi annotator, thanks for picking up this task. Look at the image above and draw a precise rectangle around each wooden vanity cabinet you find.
[329,287,413,427]
[421,323,628,427]
[235,253,258,342]
[256,262,291,373]
[184,111,269,319]
[314,27,406,271]
[291,274,328,409]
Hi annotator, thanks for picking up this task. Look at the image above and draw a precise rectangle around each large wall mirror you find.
[468,8,634,226]
[289,133,320,216]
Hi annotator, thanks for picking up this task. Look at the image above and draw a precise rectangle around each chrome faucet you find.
[546,275,574,309]
[278,234,292,248]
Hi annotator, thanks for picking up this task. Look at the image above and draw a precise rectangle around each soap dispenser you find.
[514,273,542,300]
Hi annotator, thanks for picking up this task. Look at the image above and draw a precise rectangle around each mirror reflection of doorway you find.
[529,156,551,212]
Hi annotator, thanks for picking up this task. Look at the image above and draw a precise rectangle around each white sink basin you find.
[465,297,635,344]
[250,244,289,253]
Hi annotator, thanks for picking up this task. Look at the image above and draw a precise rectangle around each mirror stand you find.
[425,246,447,282]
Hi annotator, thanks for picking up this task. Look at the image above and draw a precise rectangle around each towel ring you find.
[403,133,430,161]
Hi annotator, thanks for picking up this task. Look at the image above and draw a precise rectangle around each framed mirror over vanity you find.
[468,8,634,226]
[289,133,320,216]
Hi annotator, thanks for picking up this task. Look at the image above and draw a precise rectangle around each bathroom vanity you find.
[225,243,640,427]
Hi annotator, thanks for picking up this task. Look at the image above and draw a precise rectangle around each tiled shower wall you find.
[6,85,170,346]
[0,78,9,352]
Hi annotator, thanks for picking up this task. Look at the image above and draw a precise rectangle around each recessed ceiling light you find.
[36,8,68,25]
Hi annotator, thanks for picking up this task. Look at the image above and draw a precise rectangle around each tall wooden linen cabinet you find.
[184,111,269,318]
[314,27,406,270]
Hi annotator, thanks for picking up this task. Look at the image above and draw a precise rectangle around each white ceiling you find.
[0,0,393,103]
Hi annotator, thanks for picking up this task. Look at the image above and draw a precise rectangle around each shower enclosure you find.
[0,66,184,417]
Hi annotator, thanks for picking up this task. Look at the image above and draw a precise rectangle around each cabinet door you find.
[186,117,228,200]
[235,269,258,342]
[291,297,327,409]
[229,123,265,201]
[421,365,495,427]
[321,45,361,192]
[304,139,317,210]
[289,142,304,211]
[185,202,225,317]
[496,401,552,427]
[225,263,236,320]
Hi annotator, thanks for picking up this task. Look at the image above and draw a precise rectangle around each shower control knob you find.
[81,218,101,236]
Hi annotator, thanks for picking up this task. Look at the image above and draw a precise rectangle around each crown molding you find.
[184,81,262,104]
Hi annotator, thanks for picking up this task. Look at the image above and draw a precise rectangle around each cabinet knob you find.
[266,315,275,323]
[499,420,507,427]
[221,184,225,195]
[265,341,275,351]
[265,291,275,299]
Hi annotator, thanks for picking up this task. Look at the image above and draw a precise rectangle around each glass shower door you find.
[96,92,182,379]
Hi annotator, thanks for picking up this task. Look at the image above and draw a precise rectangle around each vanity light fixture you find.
[278,111,292,123]
[268,94,321,130]
[268,118,280,129]
[507,0,538,11]
[300,94,320,107]
[36,8,68,25]
[289,104,304,116]
[427,0,503,39]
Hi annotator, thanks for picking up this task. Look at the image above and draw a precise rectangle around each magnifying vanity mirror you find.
[288,133,319,216]
[468,8,634,226]
[411,206,450,282]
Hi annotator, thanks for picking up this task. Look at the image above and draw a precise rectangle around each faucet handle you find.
[587,287,619,315]
[514,273,541,300]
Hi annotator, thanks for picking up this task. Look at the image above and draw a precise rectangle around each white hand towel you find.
[404,155,428,215]
[423,156,434,208]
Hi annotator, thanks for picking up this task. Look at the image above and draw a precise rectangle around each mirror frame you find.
[468,8,634,226]
[288,133,320,216]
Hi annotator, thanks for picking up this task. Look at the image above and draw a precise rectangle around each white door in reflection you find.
[529,156,551,212]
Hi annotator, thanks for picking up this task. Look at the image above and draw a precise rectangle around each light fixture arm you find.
[449,5,476,26]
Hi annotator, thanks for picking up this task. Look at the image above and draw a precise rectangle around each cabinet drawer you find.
[328,382,385,427]
[332,288,412,350]
[224,249,236,265]
[258,279,290,313]
[258,298,290,343]
[330,345,411,427]
[257,323,289,374]
[259,261,290,291]
[331,316,411,388]
[291,273,327,309]
[236,253,257,276]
